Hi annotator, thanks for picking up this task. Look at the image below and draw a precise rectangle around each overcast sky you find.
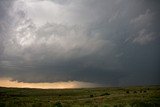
[0,0,160,87]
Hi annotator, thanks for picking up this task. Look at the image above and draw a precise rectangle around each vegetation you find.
[0,85,160,107]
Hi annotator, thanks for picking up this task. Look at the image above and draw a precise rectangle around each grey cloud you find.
[0,0,15,59]
[52,0,71,5]
[0,0,160,86]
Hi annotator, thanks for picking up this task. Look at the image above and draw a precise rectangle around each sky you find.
[0,0,160,88]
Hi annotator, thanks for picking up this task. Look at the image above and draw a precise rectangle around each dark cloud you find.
[0,0,160,86]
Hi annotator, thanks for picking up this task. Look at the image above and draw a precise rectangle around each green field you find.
[0,86,160,107]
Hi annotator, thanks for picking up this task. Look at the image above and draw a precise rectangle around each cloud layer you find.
[0,0,160,86]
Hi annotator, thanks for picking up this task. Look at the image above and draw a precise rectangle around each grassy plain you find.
[0,85,160,107]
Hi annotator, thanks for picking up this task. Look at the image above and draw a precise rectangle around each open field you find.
[0,85,160,107]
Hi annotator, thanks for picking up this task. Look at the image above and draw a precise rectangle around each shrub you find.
[53,102,63,107]
[100,92,110,96]
[126,91,129,94]
[143,90,147,93]
[139,90,142,93]
[133,91,137,94]
[90,95,93,98]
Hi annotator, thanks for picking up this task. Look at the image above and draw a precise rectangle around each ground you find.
[0,85,160,107]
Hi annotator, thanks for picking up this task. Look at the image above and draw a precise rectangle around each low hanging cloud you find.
[0,0,160,87]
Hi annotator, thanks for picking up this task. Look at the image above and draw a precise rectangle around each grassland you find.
[0,85,160,107]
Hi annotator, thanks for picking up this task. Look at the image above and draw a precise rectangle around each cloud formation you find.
[0,0,160,87]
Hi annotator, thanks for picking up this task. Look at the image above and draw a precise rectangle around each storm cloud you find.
[0,0,160,86]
